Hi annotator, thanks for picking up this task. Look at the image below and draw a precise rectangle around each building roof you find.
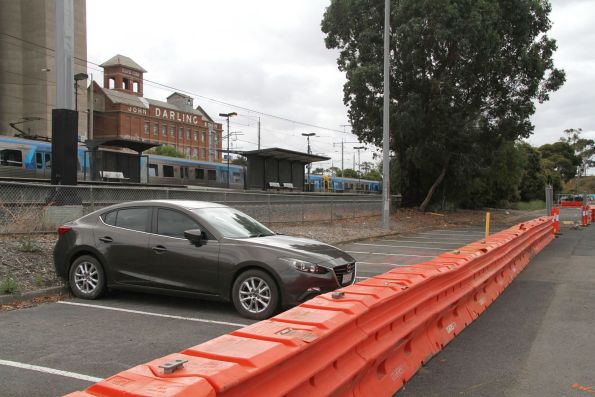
[100,54,147,73]
[238,148,330,163]
[85,138,160,153]
[97,84,217,124]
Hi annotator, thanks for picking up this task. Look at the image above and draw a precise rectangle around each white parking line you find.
[0,359,102,383]
[379,239,464,245]
[354,243,447,250]
[347,251,435,258]
[58,301,248,327]
[392,236,478,242]
[357,261,408,266]
[419,232,485,237]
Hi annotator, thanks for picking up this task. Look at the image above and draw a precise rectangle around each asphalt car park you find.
[0,226,492,397]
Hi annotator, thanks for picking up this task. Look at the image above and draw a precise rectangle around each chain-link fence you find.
[0,181,386,234]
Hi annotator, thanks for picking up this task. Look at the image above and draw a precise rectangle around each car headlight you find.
[281,258,329,274]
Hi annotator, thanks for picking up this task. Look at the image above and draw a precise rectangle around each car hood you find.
[235,234,354,266]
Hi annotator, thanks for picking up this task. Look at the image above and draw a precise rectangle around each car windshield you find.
[192,207,275,239]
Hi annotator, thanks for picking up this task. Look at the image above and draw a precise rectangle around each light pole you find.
[382,0,391,228]
[353,146,365,192]
[302,133,315,191]
[73,72,88,112]
[219,112,237,188]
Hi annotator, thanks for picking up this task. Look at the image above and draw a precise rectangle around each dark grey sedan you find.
[53,200,356,319]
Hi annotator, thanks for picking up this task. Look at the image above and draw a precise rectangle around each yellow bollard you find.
[485,212,491,239]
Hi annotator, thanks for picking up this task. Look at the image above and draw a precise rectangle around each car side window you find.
[157,209,202,239]
[115,208,149,232]
[102,211,117,226]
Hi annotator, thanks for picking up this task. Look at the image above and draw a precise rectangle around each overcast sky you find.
[87,0,595,170]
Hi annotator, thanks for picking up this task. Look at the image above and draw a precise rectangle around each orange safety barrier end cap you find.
[85,363,216,397]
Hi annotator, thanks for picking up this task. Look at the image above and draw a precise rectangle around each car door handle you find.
[152,245,167,253]
[99,236,113,243]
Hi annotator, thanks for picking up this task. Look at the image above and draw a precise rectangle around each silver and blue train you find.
[0,136,381,192]
[0,136,245,188]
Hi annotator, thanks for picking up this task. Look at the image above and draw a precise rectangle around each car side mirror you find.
[184,229,204,246]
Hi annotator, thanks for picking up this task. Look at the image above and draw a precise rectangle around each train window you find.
[148,164,158,177]
[207,169,216,181]
[233,172,241,183]
[45,153,51,169]
[163,165,174,177]
[195,168,204,179]
[36,153,43,169]
[182,167,189,178]
[0,149,22,167]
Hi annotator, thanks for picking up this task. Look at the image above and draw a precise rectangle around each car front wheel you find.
[232,269,279,320]
[69,255,106,299]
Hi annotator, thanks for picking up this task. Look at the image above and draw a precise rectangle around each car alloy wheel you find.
[69,255,106,299]
[238,276,271,314]
[73,261,99,294]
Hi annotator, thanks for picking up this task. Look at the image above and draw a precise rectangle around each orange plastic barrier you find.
[561,201,583,208]
[551,207,560,234]
[591,205,595,222]
[582,206,590,227]
[64,217,554,397]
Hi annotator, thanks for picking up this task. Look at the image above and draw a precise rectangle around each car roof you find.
[108,200,229,211]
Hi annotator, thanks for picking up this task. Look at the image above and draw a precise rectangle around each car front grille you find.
[334,262,356,286]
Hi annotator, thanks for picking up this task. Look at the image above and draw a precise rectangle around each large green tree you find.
[322,0,565,209]
[538,141,580,182]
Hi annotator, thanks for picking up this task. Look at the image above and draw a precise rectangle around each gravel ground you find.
[0,208,543,306]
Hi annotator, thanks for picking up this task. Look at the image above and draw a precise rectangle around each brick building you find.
[92,54,223,162]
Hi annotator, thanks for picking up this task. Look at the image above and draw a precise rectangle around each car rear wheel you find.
[69,255,106,299]
[232,269,279,320]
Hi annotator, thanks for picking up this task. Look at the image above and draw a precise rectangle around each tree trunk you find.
[419,157,450,212]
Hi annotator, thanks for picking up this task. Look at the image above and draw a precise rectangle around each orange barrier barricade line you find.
[64,217,554,397]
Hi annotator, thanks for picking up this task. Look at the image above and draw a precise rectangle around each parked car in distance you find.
[54,200,356,319]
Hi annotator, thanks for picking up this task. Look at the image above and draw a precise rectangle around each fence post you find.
[301,194,305,223]
[330,194,334,224]
[545,185,553,217]
[268,193,272,224]
[90,186,95,211]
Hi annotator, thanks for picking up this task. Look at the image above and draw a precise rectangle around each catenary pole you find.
[382,0,391,228]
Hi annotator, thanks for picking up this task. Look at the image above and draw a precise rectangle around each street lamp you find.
[219,112,237,188]
[73,72,88,112]
[353,145,365,192]
[302,133,316,192]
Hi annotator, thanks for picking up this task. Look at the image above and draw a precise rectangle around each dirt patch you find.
[270,208,544,244]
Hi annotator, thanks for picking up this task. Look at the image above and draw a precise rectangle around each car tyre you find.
[69,255,106,300]
[232,269,279,320]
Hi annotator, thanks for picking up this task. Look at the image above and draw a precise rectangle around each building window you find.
[185,147,191,156]
[152,123,158,136]
[193,130,198,141]
[170,126,176,137]
[201,131,206,142]
[178,128,183,139]
[201,148,207,159]
[162,124,167,136]
[186,128,191,139]
[144,121,150,134]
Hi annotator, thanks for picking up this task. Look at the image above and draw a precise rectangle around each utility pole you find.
[218,112,237,188]
[381,0,391,228]
[339,124,350,174]
[302,133,315,191]
[354,146,365,192]
[88,73,93,140]
[257,117,261,150]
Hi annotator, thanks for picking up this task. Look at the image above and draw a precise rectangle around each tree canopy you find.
[147,145,185,158]
[322,0,565,209]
